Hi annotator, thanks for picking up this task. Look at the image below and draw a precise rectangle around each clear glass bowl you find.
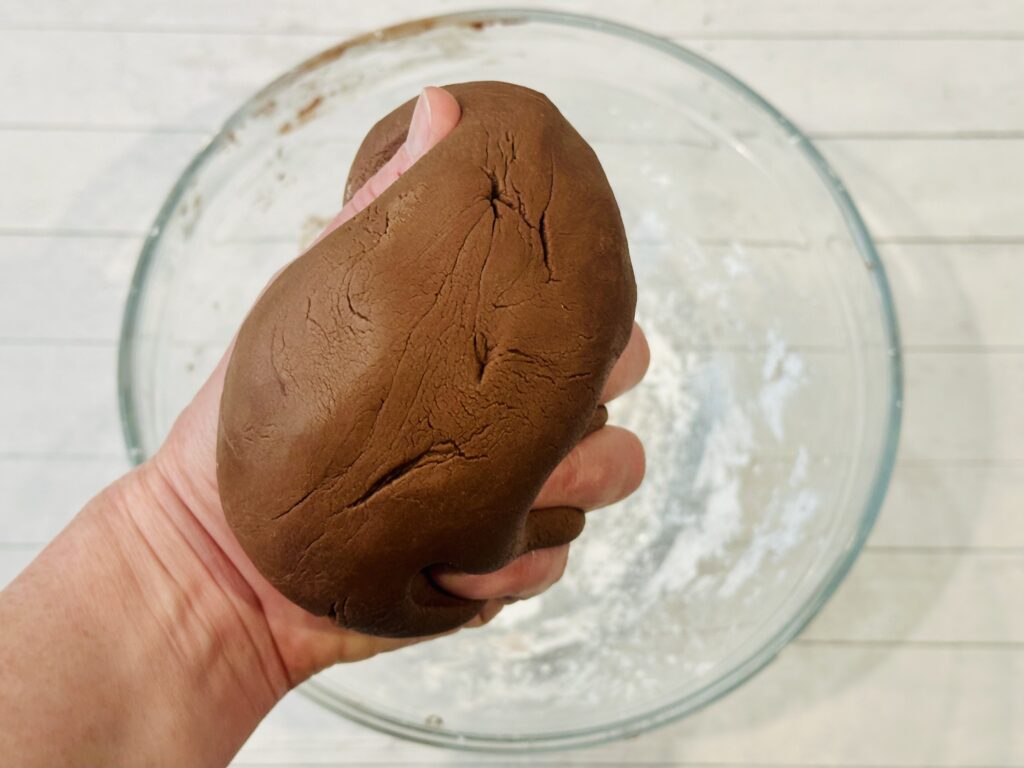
[118,9,902,753]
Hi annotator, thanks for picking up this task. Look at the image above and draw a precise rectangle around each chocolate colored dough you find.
[217,82,636,637]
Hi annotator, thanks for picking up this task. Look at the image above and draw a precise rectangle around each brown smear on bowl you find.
[253,98,277,118]
[293,14,506,77]
[279,95,324,135]
[274,15,516,136]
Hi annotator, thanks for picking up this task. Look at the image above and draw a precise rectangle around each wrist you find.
[0,463,290,767]
[109,460,290,693]
[100,462,291,757]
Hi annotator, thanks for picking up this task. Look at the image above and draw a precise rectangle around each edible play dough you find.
[217,82,636,637]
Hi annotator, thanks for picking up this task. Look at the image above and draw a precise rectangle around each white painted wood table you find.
[2,1,1022,765]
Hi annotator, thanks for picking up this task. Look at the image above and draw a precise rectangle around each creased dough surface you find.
[217,82,636,637]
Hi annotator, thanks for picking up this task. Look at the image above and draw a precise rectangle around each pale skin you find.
[0,87,650,767]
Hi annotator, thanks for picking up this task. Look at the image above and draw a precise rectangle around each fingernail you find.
[406,89,432,158]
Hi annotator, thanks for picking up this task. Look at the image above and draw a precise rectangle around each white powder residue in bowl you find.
[759,329,806,440]
[326,240,822,724]
[645,401,753,598]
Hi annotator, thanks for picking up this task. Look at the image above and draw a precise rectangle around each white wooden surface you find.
[1,1,1022,765]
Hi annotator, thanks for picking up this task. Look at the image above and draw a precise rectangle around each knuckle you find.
[587,455,613,498]
[505,549,557,598]
[625,433,646,494]
[506,550,537,584]
[635,327,652,380]
[556,445,584,499]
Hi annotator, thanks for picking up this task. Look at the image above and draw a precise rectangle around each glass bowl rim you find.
[117,6,904,753]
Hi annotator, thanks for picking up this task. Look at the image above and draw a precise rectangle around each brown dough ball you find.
[217,82,636,637]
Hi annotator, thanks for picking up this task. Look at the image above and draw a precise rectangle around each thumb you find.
[406,85,461,160]
[321,86,461,240]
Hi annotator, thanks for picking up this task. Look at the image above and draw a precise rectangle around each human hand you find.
[153,87,649,683]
